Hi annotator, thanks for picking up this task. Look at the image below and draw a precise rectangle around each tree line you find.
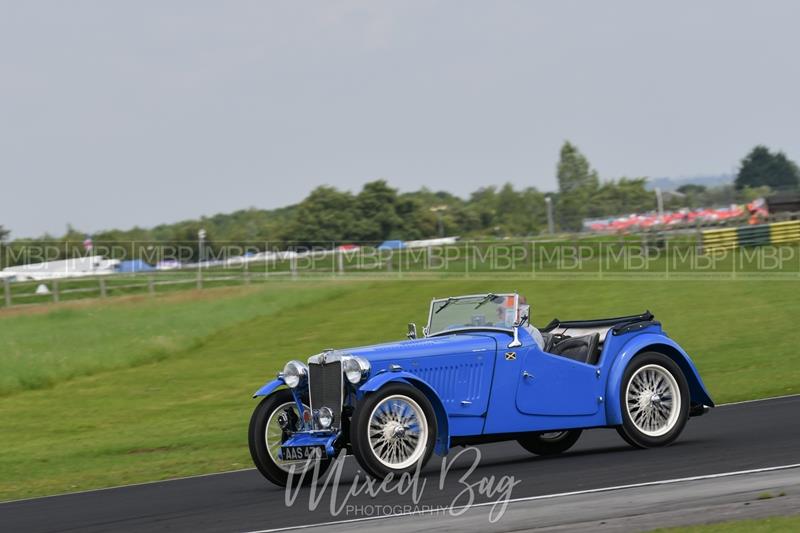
[1,143,797,265]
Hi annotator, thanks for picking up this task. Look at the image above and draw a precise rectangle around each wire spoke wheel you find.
[625,364,681,437]
[250,390,333,487]
[265,401,313,473]
[367,395,428,470]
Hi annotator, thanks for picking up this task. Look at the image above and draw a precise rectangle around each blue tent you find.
[117,260,155,273]
[377,240,405,250]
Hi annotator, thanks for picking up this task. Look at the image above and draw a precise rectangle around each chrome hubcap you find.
[651,393,662,405]
[368,395,428,470]
[625,364,681,437]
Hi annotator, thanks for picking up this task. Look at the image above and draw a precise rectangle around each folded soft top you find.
[541,311,654,332]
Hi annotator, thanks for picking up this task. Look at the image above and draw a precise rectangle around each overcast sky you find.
[2,1,799,238]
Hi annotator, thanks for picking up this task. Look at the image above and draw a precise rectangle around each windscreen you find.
[427,294,517,336]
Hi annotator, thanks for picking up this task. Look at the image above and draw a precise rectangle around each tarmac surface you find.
[2,395,799,532]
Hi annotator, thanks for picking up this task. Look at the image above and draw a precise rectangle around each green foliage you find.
[11,142,795,260]
[354,180,405,240]
[669,184,734,210]
[739,185,773,202]
[735,145,800,191]
[555,187,592,231]
[588,178,656,218]
[676,184,707,195]
[665,183,774,211]
[674,184,712,209]
[553,142,656,231]
[285,186,359,244]
[1,141,663,253]
[557,141,599,194]
[0,225,9,269]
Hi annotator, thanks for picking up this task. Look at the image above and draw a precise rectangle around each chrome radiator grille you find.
[308,360,343,429]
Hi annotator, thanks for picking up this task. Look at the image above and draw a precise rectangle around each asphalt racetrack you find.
[3,395,800,533]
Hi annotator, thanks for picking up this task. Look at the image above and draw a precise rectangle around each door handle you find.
[522,370,533,379]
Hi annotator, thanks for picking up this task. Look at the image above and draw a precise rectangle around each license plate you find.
[281,445,325,461]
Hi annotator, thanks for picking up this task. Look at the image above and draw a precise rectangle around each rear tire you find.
[616,352,690,448]
[518,430,582,455]
[248,389,331,487]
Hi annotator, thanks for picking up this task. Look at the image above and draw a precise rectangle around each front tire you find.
[350,383,437,479]
[518,430,582,455]
[616,352,690,448]
[248,389,331,487]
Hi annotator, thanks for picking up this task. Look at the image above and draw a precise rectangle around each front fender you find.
[359,371,450,456]
[252,377,285,398]
[605,333,715,425]
[252,377,308,422]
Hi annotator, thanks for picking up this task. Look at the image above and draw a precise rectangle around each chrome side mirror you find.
[407,323,418,340]
[508,325,522,348]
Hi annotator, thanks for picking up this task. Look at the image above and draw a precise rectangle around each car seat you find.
[548,333,601,365]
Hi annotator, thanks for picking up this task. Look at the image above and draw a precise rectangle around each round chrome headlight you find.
[316,406,333,429]
[342,356,370,384]
[282,360,308,388]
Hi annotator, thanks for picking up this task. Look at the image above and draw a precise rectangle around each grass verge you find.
[651,514,800,532]
[0,282,348,395]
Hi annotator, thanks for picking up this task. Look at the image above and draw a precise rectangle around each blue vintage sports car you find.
[248,293,714,486]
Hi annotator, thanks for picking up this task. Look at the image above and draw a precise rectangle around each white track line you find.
[713,392,800,407]
[243,463,800,533]
[1,393,798,506]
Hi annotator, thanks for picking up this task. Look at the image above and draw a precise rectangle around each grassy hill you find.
[0,279,798,500]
